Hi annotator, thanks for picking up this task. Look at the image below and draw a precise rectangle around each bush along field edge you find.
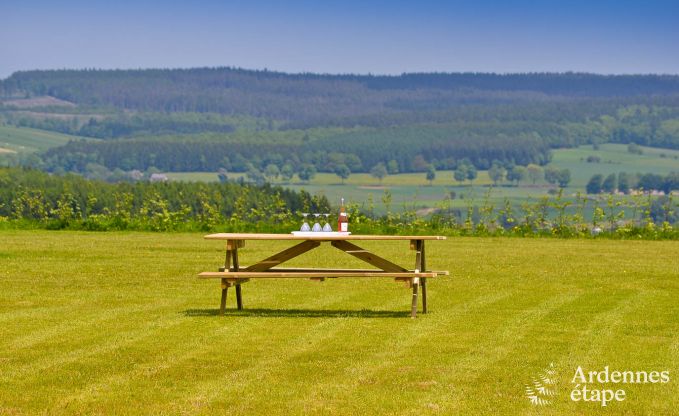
[1,167,677,239]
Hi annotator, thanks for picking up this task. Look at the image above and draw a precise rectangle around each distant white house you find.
[129,170,144,181]
[149,173,169,182]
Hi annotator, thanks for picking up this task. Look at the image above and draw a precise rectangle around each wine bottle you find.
[337,198,348,233]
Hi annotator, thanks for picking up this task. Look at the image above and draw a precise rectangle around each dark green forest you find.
[2,68,679,175]
[4,68,679,121]
[37,129,551,173]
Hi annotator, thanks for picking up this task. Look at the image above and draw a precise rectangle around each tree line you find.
[3,111,238,138]
[1,168,676,239]
[0,167,330,231]
[586,172,679,194]
[36,132,551,175]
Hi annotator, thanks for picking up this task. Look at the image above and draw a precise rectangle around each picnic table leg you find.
[412,239,428,315]
[232,245,243,310]
[411,277,419,318]
[421,278,427,314]
[220,279,228,316]
[420,241,427,314]
[220,243,232,316]
[236,284,243,310]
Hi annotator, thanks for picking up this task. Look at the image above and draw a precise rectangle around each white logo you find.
[525,363,557,406]
[524,363,671,408]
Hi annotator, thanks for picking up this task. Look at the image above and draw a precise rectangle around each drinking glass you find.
[312,213,322,232]
[322,214,332,232]
[300,213,311,232]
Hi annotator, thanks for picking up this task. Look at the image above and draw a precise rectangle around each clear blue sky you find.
[2,0,678,78]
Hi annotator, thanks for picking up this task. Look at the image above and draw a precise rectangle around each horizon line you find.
[4,65,679,80]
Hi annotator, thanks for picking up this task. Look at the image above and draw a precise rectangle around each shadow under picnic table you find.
[182,308,410,318]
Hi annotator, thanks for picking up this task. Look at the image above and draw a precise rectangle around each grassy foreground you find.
[1,231,677,415]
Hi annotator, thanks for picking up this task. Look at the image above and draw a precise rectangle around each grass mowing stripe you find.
[6,301,176,350]
[277,291,520,414]
[173,294,508,414]
[55,315,274,411]
[65,282,393,413]
[562,291,643,367]
[272,291,521,414]
[162,318,359,414]
[160,287,418,414]
[0,316,190,411]
[2,305,185,383]
[334,293,576,415]
[558,290,677,414]
[0,301,94,324]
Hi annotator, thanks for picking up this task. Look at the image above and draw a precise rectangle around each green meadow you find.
[1,230,677,414]
[0,125,89,153]
[167,144,679,213]
[550,143,679,188]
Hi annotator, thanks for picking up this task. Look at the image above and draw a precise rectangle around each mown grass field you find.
[1,230,677,414]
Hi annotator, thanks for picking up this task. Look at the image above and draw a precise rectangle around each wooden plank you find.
[421,278,427,314]
[331,240,408,273]
[199,271,437,278]
[234,267,449,275]
[253,267,387,273]
[232,247,242,310]
[220,278,228,316]
[221,278,250,286]
[236,284,243,310]
[223,250,232,272]
[226,239,245,250]
[414,240,423,272]
[411,277,419,318]
[243,240,321,272]
[232,248,240,271]
[420,240,427,314]
[205,233,447,241]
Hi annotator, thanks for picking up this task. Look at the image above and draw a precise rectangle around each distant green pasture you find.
[166,144,678,213]
[0,125,89,153]
[550,143,679,188]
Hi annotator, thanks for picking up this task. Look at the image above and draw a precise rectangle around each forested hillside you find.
[3,68,679,122]
[2,68,679,176]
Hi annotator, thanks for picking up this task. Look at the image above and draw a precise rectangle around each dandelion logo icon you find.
[525,363,557,406]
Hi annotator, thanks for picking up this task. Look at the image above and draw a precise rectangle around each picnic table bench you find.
[198,233,448,318]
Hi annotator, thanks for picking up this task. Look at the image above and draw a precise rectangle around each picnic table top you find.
[204,233,447,241]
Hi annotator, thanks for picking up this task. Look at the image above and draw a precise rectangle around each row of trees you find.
[2,168,677,238]
[450,161,571,187]
[4,111,238,138]
[586,172,679,194]
[0,168,330,230]
[37,132,552,175]
[242,158,575,190]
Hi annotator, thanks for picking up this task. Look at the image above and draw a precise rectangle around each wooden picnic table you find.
[198,233,448,318]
